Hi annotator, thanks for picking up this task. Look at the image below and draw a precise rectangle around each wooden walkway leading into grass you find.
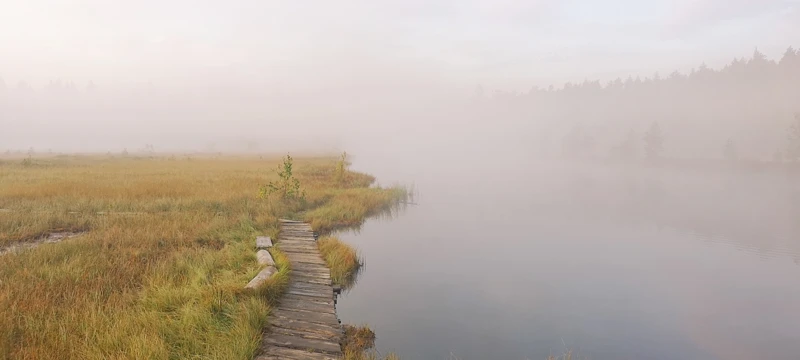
[256,219,344,360]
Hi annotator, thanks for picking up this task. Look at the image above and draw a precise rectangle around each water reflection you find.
[334,199,409,292]
[335,160,800,359]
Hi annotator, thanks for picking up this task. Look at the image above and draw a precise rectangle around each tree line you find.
[479,47,800,162]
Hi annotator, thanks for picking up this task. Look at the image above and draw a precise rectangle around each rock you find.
[256,236,273,249]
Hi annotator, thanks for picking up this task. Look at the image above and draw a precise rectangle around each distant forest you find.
[2,47,799,161]
[480,47,800,162]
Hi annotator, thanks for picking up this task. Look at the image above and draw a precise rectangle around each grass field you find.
[0,154,406,360]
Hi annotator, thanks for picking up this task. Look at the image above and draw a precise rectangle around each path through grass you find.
[0,154,405,359]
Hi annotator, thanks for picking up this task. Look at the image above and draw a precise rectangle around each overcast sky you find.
[1,0,799,90]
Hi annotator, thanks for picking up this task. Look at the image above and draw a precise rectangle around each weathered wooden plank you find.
[289,282,334,294]
[263,334,342,355]
[280,244,316,249]
[291,262,329,271]
[290,272,330,280]
[280,241,316,246]
[289,277,331,286]
[287,287,333,299]
[257,346,339,360]
[290,267,330,274]
[269,325,341,342]
[278,242,316,248]
[272,308,339,324]
[281,293,335,307]
[245,266,277,289]
[282,251,319,257]
[284,254,325,263]
[286,256,326,266]
[278,241,315,246]
[280,248,320,255]
[285,252,322,260]
[290,259,327,267]
[290,268,330,277]
[285,254,323,261]
[256,249,275,266]
[256,236,273,249]
[280,246,317,252]
[289,271,330,280]
[289,270,329,277]
[278,239,316,245]
[279,240,315,244]
[279,238,316,243]
[279,298,336,314]
[285,288,334,300]
[279,244,317,250]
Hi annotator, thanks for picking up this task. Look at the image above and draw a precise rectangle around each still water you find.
[335,152,800,360]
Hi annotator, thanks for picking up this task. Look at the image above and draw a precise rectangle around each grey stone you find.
[256,236,272,249]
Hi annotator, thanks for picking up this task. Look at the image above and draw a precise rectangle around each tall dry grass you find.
[317,236,361,286]
[342,325,399,360]
[0,155,405,359]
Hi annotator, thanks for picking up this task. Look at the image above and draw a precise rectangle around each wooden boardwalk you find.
[256,220,344,360]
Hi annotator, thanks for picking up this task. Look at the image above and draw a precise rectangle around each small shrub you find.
[259,155,305,200]
[334,151,349,185]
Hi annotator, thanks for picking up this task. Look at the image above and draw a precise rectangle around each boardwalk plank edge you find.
[258,221,342,359]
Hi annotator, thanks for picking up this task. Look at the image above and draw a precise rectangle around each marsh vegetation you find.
[0,154,405,359]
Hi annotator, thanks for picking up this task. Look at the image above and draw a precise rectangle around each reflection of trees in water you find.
[562,167,800,264]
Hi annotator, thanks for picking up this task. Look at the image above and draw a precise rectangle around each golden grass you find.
[342,325,399,360]
[0,155,405,359]
[317,236,361,286]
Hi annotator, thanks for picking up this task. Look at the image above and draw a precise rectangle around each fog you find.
[2,0,800,158]
[4,2,800,359]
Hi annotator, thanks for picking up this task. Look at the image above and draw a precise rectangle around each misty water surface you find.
[335,152,800,360]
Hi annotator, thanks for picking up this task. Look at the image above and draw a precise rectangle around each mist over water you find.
[3,1,800,358]
[338,155,800,360]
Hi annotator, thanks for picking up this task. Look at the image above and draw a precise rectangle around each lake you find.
[335,151,800,360]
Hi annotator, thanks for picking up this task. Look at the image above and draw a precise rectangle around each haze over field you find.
[4,2,800,360]
[2,0,800,158]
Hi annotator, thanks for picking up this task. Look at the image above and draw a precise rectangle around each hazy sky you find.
[1,0,799,90]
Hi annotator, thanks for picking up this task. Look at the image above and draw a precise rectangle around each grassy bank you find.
[342,325,398,360]
[317,235,361,287]
[0,154,405,359]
